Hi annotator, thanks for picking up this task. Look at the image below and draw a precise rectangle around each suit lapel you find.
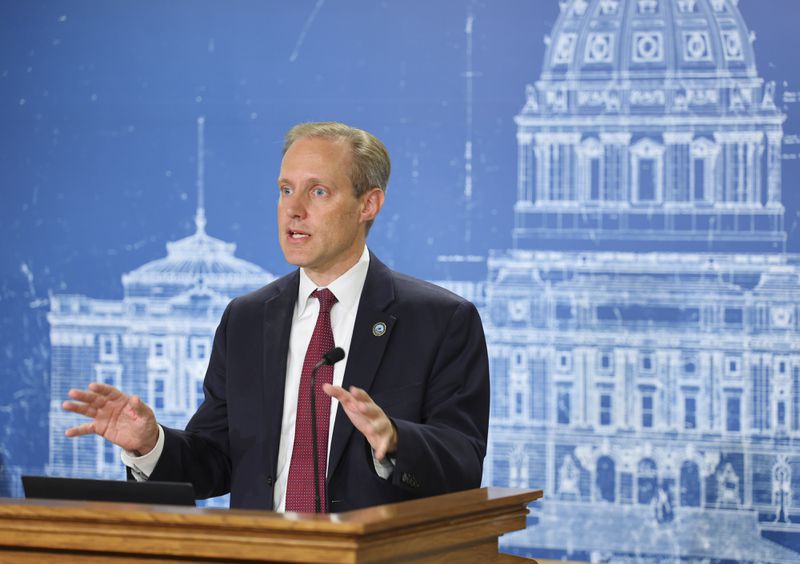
[327,253,396,479]
[261,271,299,467]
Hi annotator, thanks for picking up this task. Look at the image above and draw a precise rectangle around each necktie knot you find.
[312,288,338,314]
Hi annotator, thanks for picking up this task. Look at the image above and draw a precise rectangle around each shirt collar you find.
[297,246,370,318]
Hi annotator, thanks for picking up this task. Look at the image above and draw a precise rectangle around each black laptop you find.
[22,475,196,506]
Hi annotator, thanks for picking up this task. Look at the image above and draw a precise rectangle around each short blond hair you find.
[283,122,391,199]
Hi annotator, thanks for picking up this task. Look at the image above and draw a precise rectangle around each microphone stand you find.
[309,347,344,514]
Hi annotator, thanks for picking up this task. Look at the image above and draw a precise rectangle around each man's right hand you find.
[62,382,159,456]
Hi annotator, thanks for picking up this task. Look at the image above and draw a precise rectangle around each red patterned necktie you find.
[285,288,338,513]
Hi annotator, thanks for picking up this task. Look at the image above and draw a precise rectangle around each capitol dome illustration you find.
[543,0,757,80]
[513,0,785,251]
[122,208,269,301]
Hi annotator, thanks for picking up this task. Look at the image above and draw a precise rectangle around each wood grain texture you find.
[0,487,542,563]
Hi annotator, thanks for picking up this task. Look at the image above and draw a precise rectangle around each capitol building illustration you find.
[47,119,274,505]
[483,0,800,561]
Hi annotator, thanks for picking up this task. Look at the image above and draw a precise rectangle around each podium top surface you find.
[0,487,543,563]
[1,486,541,534]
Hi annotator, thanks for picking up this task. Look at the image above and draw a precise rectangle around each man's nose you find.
[282,195,307,218]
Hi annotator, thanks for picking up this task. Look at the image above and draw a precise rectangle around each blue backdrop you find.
[2,1,800,561]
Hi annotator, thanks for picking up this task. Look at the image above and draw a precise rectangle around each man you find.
[63,122,490,513]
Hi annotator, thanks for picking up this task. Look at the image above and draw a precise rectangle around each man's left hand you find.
[323,384,397,460]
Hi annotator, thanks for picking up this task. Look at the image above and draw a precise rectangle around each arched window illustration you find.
[596,455,616,502]
[99,334,119,362]
[716,462,741,507]
[517,131,535,204]
[528,144,538,204]
[578,137,604,202]
[599,392,613,426]
[680,460,701,507]
[684,395,697,430]
[150,374,166,411]
[777,397,787,429]
[490,353,510,419]
[530,357,549,422]
[772,458,792,522]
[510,444,529,489]
[96,366,120,394]
[96,435,117,470]
[725,394,741,432]
[493,451,510,486]
[793,366,800,432]
[556,384,572,425]
[640,389,655,429]
[637,458,658,505]
[630,138,665,205]
[690,137,718,204]
[557,455,581,499]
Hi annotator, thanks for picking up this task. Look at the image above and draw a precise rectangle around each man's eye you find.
[312,187,328,197]
[279,186,292,196]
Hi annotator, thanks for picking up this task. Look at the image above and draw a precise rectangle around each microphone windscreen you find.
[324,347,345,365]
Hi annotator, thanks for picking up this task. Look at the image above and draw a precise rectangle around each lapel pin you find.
[372,322,387,337]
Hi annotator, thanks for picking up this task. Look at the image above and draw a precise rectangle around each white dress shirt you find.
[122,245,392,510]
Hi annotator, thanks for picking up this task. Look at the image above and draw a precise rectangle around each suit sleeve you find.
[389,300,490,497]
[146,300,234,499]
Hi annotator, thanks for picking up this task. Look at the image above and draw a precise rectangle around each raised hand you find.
[62,382,159,456]
[323,384,397,460]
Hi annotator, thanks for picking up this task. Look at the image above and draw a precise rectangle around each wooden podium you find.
[0,487,541,563]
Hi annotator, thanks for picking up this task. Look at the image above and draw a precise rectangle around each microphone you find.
[310,346,345,513]
[314,347,345,369]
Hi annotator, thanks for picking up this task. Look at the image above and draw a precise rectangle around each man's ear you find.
[360,187,385,223]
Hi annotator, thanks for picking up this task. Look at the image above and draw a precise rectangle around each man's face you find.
[277,136,382,286]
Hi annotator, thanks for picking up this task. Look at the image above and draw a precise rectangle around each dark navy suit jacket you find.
[149,252,490,512]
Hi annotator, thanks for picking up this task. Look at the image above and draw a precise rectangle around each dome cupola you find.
[512,0,785,253]
[545,0,757,78]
